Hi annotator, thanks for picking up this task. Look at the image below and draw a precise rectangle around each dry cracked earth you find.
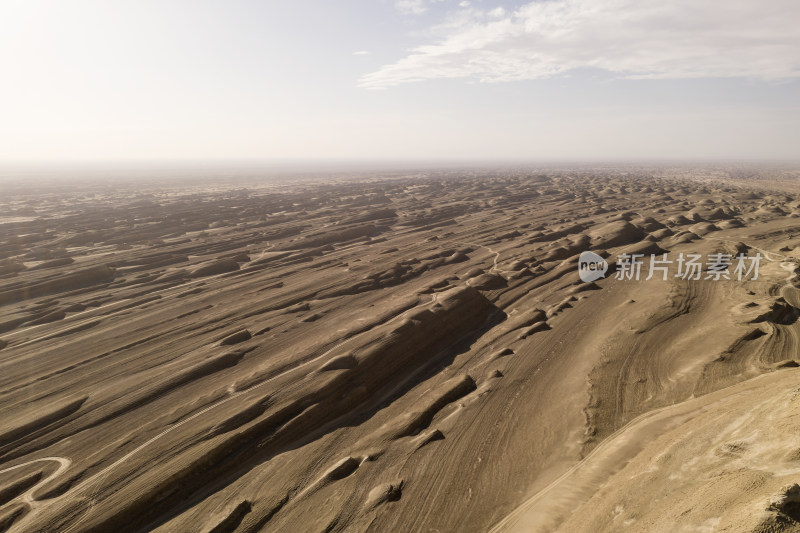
[3,166,800,532]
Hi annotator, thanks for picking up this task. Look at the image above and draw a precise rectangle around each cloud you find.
[354,50,370,55]
[395,0,429,15]
[395,0,449,15]
[361,0,800,88]
[487,6,505,18]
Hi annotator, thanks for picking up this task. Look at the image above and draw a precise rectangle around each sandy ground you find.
[2,166,800,532]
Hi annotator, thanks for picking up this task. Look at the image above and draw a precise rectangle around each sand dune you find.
[2,166,800,531]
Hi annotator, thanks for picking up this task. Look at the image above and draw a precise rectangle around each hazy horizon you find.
[3,156,800,174]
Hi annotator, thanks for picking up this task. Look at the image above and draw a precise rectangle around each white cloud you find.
[395,0,450,16]
[354,50,370,55]
[361,0,800,88]
[395,0,429,15]
[488,7,505,18]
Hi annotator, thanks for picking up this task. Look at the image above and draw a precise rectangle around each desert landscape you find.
[1,165,800,532]
[3,0,799,529]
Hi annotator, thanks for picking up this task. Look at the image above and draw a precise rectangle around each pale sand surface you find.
[1,165,800,532]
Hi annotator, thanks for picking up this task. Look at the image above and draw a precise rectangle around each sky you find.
[1,0,799,163]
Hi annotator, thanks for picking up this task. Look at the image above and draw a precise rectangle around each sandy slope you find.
[498,367,800,533]
[1,166,800,532]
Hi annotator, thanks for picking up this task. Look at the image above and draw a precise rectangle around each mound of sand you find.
[189,258,240,277]
[666,214,692,226]
[469,273,507,290]
[0,265,115,305]
[589,220,646,248]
